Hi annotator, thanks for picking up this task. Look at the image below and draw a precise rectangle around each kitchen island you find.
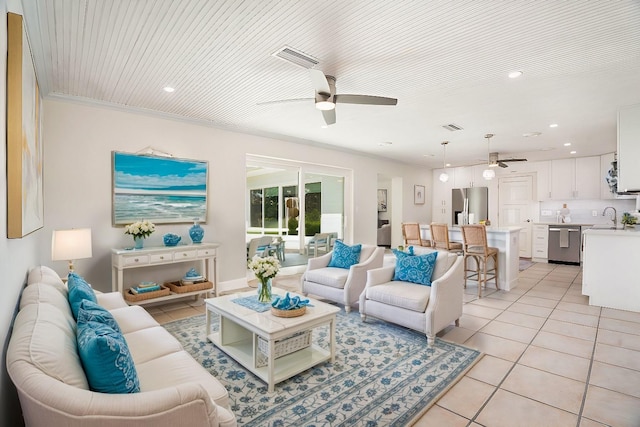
[421,225,521,291]
[582,227,640,313]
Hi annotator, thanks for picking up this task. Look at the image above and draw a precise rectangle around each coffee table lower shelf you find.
[207,332,330,390]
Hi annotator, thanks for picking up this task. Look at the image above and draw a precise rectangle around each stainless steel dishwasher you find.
[548,225,581,265]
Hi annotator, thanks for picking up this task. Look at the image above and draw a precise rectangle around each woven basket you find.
[124,285,170,302]
[270,306,306,318]
[256,330,312,367]
[165,280,213,294]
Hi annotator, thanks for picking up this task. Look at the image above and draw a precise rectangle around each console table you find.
[111,243,219,305]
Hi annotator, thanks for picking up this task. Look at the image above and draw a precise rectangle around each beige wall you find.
[41,98,432,289]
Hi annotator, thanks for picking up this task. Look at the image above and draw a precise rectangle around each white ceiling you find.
[21,0,640,168]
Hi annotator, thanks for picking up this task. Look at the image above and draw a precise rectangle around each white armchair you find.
[359,251,464,345]
[301,244,385,312]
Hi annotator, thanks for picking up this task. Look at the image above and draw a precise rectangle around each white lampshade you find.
[439,172,450,182]
[52,228,93,272]
[483,168,496,180]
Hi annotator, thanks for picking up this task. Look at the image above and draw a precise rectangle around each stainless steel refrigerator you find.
[452,187,489,225]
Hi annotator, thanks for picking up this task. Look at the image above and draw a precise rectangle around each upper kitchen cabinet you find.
[617,104,640,192]
[453,164,486,188]
[549,157,600,200]
[432,168,453,224]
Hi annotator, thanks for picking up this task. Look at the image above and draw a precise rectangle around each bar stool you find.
[429,223,463,253]
[401,222,431,247]
[461,225,499,298]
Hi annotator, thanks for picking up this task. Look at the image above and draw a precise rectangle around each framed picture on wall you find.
[377,189,387,212]
[6,13,44,238]
[112,151,209,225]
[414,185,425,205]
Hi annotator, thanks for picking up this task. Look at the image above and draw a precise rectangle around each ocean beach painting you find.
[112,152,208,224]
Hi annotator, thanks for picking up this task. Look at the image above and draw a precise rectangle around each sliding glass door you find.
[246,156,351,267]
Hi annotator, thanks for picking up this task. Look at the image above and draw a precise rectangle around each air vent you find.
[442,123,463,131]
[272,46,320,69]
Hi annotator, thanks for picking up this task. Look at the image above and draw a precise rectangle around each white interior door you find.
[498,175,534,258]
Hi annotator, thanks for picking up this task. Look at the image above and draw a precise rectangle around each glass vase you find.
[134,236,144,249]
[189,220,204,244]
[257,277,272,303]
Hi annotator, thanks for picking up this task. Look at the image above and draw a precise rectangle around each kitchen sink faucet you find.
[603,206,617,228]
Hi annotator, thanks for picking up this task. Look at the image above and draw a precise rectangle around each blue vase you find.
[189,221,204,244]
[134,236,144,249]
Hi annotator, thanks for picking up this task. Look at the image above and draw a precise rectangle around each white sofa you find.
[359,251,464,344]
[301,244,384,312]
[6,266,236,427]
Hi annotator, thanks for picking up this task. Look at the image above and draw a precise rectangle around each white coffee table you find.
[204,288,340,392]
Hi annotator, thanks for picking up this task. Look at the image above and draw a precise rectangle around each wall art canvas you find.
[414,185,425,205]
[377,189,387,212]
[112,151,208,224]
[7,13,44,238]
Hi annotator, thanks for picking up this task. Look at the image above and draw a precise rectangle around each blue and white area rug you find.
[164,311,482,427]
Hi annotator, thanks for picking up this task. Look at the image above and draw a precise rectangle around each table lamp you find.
[51,228,93,272]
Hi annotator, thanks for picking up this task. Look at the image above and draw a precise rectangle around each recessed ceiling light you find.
[163,86,175,93]
[549,123,558,128]
[508,71,523,79]
[378,141,392,146]
[564,142,571,146]
[446,163,451,167]
[320,125,328,129]
[522,132,542,138]
[570,150,577,154]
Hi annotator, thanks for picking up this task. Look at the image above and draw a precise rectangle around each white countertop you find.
[583,227,640,236]
[421,225,522,233]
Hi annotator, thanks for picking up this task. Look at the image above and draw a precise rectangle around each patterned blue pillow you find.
[77,319,140,393]
[328,240,362,269]
[67,272,97,320]
[77,300,122,333]
[393,250,438,286]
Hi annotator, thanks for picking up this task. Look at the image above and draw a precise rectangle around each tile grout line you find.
[574,305,602,427]
[465,266,583,425]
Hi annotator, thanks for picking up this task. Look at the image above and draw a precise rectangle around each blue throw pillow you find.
[393,250,438,286]
[67,272,97,320]
[77,319,140,393]
[77,300,121,333]
[328,240,362,269]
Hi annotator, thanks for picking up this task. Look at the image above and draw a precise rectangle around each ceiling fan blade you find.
[334,94,397,106]
[322,109,336,125]
[257,98,313,106]
[499,158,527,163]
[309,69,331,94]
[498,162,508,168]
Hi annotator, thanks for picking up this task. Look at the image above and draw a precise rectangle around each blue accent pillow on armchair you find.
[393,250,438,286]
[77,319,140,393]
[328,240,362,269]
[67,272,97,320]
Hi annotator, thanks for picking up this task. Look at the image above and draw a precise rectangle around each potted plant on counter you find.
[621,212,637,229]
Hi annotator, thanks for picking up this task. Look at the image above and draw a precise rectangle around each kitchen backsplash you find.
[539,198,637,224]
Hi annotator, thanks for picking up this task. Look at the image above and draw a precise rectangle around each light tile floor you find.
[145,263,640,427]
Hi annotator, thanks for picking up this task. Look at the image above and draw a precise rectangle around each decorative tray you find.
[270,306,306,318]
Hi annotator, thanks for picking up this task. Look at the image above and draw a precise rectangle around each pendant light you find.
[482,134,496,180]
[439,141,450,182]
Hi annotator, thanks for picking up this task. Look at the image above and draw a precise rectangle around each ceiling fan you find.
[488,152,528,168]
[260,69,398,125]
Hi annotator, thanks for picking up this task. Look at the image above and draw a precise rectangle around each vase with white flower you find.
[248,255,280,303]
[124,219,156,249]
